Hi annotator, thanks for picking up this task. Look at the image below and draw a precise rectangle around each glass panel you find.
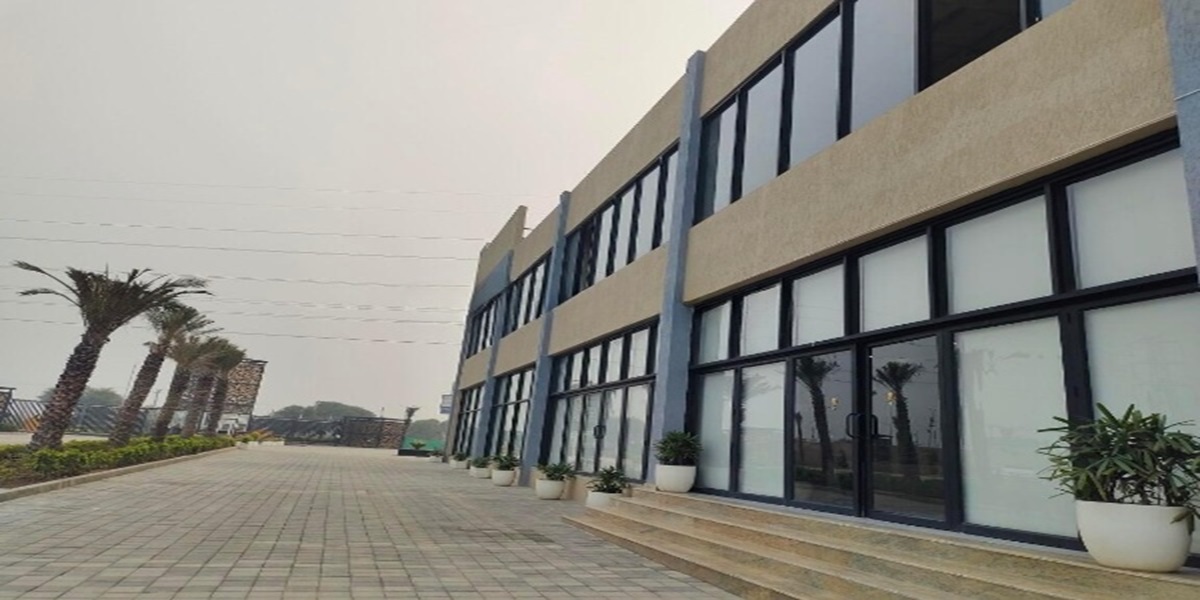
[957,318,1076,536]
[790,16,841,167]
[534,261,548,317]
[698,302,732,363]
[606,337,624,384]
[555,356,570,393]
[490,404,507,456]
[634,168,660,260]
[548,400,566,464]
[793,265,845,344]
[525,267,540,323]
[741,65,784,197]
[497,402,514,457]
[948,198,1052,313]
[698,104,739,220]
[569,351,584,389]
[697,371,734,490]
[740,285,781,356]
[564,397,582,469]
[579,394,602,472]
[1070,150,1194,288]
[628,328,651,378]
[1086,294,1200,553]
[851,0,917,131]
[793,350,855,508]
[560,233,579,300]
[623,385,650,480]
[739,363,786,497]
[613,189,636,271]
[870,337,944,520]
[661,151,678,244]
[599,390,624,470]
[594,206,615,282]
[512,401,528,460]
[1039,0,1072,19]
[586,345,603,387]
[860,236,930,331]
[929,0,1022,85]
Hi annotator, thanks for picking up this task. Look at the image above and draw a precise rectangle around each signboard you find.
[439,394,453,415]
[225,359,267,417]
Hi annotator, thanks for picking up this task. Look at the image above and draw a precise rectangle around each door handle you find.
[869,414,880,438]
[844,412,859,439]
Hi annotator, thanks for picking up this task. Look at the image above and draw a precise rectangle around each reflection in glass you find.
[929,0,1021,85]
[741,65,783,197]
[564,397,582,469]
[870,337,944,520]
[697,371,734,490]
[793,351,854,508]
[548,401,566,463]
[579,394,602,472]
[740,363,785,497]
[698,104,739,219]
[599,390,623,470]
[624,385,650,480]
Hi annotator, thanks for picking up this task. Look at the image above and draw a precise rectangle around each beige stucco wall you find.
[700,0,834,114]
[685,0,1176,302]
[566,78,685,232]
[492,318,542,377]
[475,206,527,286]
[457,348,491,389]
[512,206,558,275]
[549,247,666,354]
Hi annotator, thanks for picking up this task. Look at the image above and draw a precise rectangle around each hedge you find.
[0,436,235,484]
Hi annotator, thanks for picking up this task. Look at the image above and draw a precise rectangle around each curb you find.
[0,446,239,503]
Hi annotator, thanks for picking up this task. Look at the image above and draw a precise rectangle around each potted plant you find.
[654,431,701,493]
[427,450,443,463]
[451,452,469,469]
[469,456,492,479]
[491,455,519,486]
[1039,404,1200,572]
[410,441,427,453]
[536,463,574,500]
[586,466,628,509]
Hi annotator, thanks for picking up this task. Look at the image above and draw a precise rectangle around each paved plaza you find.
[0,446,733,599]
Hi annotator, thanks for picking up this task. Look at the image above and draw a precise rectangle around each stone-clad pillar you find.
[1161,0,1200,266]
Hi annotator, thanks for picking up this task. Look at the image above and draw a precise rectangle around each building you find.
[446,0,1199,565]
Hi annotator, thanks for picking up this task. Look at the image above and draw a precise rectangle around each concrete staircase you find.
[564,488,1200,599]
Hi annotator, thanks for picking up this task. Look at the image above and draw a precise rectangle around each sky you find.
[0,0,753,420]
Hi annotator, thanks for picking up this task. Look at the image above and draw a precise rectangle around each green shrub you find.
[493,455,519,470]
[0,444,29,461]
[538,462,575,481]
[588,466,628,494]
[20,436,234,482]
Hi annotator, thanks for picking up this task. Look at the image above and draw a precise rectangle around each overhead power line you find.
[0,317,458,345]
[0,290,463,313]
[0,268,472,289]
[0,189,514,214]
[0,300,465,325]
[0,235,480,261]
[0,217,487,242]
[0,173,543,197]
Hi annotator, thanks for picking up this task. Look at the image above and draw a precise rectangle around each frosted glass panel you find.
[697,371,734,490]
[564,397,582,468]
[623,385,650,480]
[1070,150,1194,287]
[948,198,1052,313]
[851,0,917,131]
[790,16,840,167]
[793,265,844,344]
[595,206,614,282]
[739,364,785,497]
[957,318,1076,537]
[861,237,930,330]
[634,168,660,259]
[579,394,601,471]
[599,391,623,470]
[548,401,566,464]
[628,328,650,378]
[740,285,780,356]
[612,190,635,271]
[698,302,731,363]
[605,337,624,383]
[741,65,783,197]
[1086,293,1200,553]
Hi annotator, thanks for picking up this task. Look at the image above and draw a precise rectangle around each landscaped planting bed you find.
[0,436,235,488]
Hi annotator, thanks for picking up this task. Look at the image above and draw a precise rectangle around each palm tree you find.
[872,361,924,487]
[109,303,217,446]
[14,262,206,450]
[181,337,237,437]
[151,336,224,440]
[795,356,839,486]
[395,406,419,450]
[201,343,246,437]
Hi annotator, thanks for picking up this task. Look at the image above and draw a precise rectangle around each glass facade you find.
[452,386,484,457]
[487,368,534,459]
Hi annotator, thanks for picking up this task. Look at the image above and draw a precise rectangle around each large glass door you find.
[790,349,856,510]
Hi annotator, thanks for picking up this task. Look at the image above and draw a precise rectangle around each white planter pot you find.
[535,479,566,500]
[491,469,516,486]
[469,466,492,479]
[449,460,466,469]
[427,456,441,463]
[655,464,697,493]
[1076,500,1192,572]
[261,440,284,447]
[586,491,622,510]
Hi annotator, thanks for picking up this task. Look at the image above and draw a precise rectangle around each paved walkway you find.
[0,446,733,599]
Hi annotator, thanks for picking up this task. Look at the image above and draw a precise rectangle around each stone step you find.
[627,489,1200,600]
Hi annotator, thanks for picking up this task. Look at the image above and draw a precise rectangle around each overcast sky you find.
[0,0,752,419]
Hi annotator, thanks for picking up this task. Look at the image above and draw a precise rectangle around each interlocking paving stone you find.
[0,446,734,599]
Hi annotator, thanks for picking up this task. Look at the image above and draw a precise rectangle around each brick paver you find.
[0,446,733,599]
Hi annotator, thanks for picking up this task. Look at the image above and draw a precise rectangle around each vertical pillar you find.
[470,280,510,456]
[648,51,706,482]
[443,290,480,460]
[519,192,572,484]
[1162,0,1200,266]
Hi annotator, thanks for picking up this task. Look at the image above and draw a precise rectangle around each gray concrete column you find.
[470,257,513,457]
[519,192,572,484]
[648,51,706,482]
[1162,0,1200,266]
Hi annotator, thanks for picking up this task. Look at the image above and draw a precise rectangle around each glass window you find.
[958,318,1076,537]
[1038,0,1072,19]
[948,198,1052,313]
[623,385,650,480]
[698,104,739,220]
[560,233,579,300]
[741,65,784,198]
[533,261,547,318]
[661,151,678,244]
[739,363,785,497]
[697,371,734,490]
[512,401,528,459]
[928,0,1022,85]
[790,16,840,167]
[793,351,854,508]
[564,397,582,468]
[851,0,917,131]
[605,337,624,384]
[594,206,615,282]
[599,390,624,470]
[548,400,566,463]
[579,394,602,471]
[793,265,844,344]
[1069,150,1194,288]
[613,189,635,272]
[860,236,930,331]
[628,328,651,378]
[568,351,583,390]
[740,285,781,356]
[698,302,732,363]
[634,168,660,260]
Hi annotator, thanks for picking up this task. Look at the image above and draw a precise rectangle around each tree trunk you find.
[181,373,215,438]
[29,333,106,450]
[152,366,191,440]
[892,393,922,487]
[203,378,229,437]
[807,385,837,486]
[109,347,167,446]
